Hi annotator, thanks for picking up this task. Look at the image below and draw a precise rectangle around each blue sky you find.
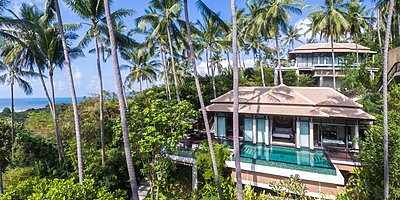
[0,0,375,98]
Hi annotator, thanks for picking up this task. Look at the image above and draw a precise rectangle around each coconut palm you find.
[103,0,139,198]
[120,47,159,92]
[308,0,349,89]
[64,0,133,166]
[346,0,371,65]
[183,1,224,199]
[196,17,224,98]
[265,0,303,85]
[283,25,304,51]
[0,3,80,171]
[231,0,243,199]
[45,0,84,184]
[0,54,39,160]
[382,0,395,198]
[137,0,184,102]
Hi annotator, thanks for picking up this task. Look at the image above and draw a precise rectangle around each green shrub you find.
[2,167,38,191]
[0,177,126,200]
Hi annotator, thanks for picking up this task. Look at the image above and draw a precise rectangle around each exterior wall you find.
[317,77,342,88]
[232,170,341,198]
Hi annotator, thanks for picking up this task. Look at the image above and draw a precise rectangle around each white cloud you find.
[196,58,255,76]
[87,76,99,91]
[56,80,66,91]
[73,68,82,86]
[11,0,47,13]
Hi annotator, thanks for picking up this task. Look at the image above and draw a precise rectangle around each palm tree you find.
[102,0,139,198]
[0,0,9,194]
[265,0,303,85]
[347,0,371,65]
[283,25,303,51]
[196,17,223,98]
[45,0,84,184]
[308,0,349,89]
[0,3,72,169]
[0,57,39,160]
[137,0,183,102]
[120,47,159,92]
[382,0,395,198]
[183,0,224,199]
[231,0,243,199]
[64,0,133,166]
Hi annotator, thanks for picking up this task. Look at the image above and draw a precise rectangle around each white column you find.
[309,120,314,150]
[214,115,218,137]
[270,117,274,145]
[319,72,324,87]
[192,164,197,190]
[265,118,270,146]
[252,116,257,144]
[353,123,360,150]
[296,118,300,149]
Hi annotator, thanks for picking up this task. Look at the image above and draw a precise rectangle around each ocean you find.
[0,97,84,112]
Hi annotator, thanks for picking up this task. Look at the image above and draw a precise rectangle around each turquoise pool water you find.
[239,144,336,175]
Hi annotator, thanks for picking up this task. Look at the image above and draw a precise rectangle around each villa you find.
[205,85,374,198]
[283,43,378,88]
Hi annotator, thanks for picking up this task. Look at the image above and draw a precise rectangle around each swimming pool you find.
[239,143,336,175]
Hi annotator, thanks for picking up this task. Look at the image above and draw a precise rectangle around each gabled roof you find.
[206,85,374,121]
[289,43,377,55]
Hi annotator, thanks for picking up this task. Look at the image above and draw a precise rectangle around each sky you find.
[0,0,375,98]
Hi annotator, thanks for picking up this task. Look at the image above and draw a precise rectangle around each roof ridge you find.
[292,90,316,106]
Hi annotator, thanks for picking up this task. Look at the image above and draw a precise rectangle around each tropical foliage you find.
[0,0,399,199]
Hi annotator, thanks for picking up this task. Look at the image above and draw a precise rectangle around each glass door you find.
[257,117,265,143]
[300,121,309,147]
[244,116,253,142]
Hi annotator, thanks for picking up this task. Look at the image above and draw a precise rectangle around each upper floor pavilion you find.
[283,43,378,88]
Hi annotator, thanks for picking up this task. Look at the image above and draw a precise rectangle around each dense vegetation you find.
[0,0,399,199]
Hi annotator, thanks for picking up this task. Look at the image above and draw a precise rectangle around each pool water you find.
[240,144,334,169]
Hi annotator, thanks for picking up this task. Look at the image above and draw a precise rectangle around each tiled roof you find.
[289,43,377,54]
[206,85,374,121]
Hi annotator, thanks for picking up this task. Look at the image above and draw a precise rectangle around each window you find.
[313,53,318,64]
[326,53,332,65]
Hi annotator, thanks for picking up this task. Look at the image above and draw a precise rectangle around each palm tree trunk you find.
[183,1,223,198]
[238,51,242,69]
[166,22,180,102]
[161,46,171,108]
[94,34,105,166]
[355,40,359,65]
[330,35,336,89]
[242,52,246,68]
[226,50,231,70]
[206,47,210,76]
[377,9,383,56]
[0,159,2,194]
[258,42,265,87]
[103,0,139,198]
[10,82,14,161]
[49,69,68,172]
[209,46,217,98]
[53,0,84,184]
[38,67,67,172]
[382,1,395,199]
[398,11,400,44]
[38,67,54,113]
[231,0,243,199]
[276,35,283,85]
[122,85,129,109]
[139,79,142,92]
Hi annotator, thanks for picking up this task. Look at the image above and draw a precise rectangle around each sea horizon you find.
[0,97,85,112]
